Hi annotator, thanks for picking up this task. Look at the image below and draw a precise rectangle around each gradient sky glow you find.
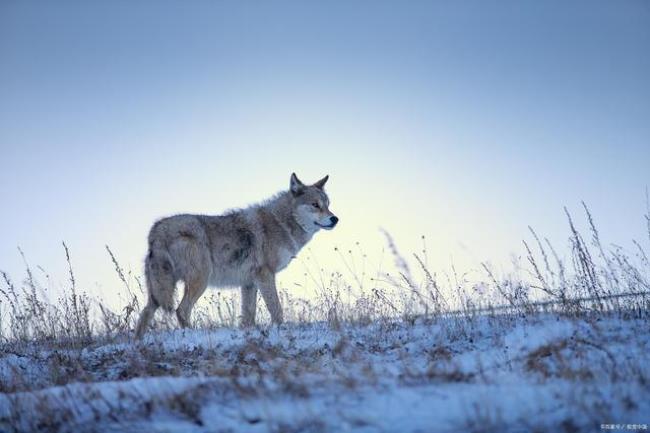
[1,1,649,305]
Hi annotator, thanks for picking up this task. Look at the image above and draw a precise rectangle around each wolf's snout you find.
[330,216,339,226]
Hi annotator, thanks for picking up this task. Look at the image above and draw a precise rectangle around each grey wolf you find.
[135,173,338,338]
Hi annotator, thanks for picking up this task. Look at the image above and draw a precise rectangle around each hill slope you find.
[1,314,648,432]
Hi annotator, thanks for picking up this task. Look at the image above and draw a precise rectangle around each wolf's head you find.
[289,173,338,232]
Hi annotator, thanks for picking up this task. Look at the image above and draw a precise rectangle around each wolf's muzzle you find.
[315,215,338,229]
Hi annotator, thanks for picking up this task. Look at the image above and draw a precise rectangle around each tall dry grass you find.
[0,202,648,347]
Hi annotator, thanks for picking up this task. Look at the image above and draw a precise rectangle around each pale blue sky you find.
[1,1,649,304]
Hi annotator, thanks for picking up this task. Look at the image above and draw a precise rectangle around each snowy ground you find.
[1,313,649,433]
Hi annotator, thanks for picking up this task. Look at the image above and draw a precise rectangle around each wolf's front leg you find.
[255,268,283,325]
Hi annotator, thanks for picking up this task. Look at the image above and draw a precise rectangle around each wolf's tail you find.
[145,244,176,311]
[135,243,176,339]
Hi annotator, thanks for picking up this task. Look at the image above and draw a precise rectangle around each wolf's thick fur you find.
[135,173,338,338]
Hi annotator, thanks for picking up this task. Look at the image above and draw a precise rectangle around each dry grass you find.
[0,202,648,350]
[1,203,648,345]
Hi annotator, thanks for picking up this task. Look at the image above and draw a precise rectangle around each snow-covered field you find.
[1,313,648,433]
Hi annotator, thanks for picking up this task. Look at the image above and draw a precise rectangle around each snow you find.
[1,314,648,432]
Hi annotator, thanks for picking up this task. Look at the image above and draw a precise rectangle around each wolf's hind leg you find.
[173,238,211,328]
[177,276,209,328]
[240,284,258,327]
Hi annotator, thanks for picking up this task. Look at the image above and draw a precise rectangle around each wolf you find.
[134,173,338,338]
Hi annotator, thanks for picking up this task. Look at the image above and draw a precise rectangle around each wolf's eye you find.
[311,202,320,209]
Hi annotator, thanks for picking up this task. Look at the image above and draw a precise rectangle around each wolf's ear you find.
[313,175,329,190]
[290,173,305,196]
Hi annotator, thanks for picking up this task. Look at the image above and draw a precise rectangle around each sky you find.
[1,0,649,307]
